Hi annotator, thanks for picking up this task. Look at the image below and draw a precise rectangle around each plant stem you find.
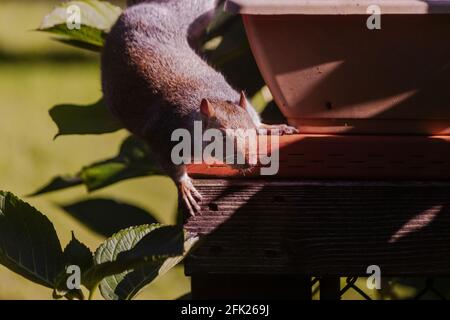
[88,287,96,300]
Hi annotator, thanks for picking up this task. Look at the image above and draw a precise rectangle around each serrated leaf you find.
[63,232,93,271]
[39,0,121,31]
[81,224,187,297]
[41,24,107,49]
[80,136,162,191]
[38,0,122,49]
[0,192,63,288]
[53,268,85,300]
[53,232,93,299]
[54,37,103,52]
[29,137,163,197]
[82,224,171,290]
[117,226,184,262]
[28,175,83,197]
[50,99,123,137]
[109,235,198,300]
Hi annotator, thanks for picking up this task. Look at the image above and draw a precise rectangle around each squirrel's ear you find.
[200,99,215,118]
[239,91,247,109]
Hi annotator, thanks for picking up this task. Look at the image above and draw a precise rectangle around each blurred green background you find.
[0,0,186,300]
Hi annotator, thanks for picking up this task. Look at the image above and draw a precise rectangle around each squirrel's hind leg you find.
[146,135,203,216]
[161,159,203,216]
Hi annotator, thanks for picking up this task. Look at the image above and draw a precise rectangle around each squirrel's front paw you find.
[178,176,202,216]
[258,124,299,136]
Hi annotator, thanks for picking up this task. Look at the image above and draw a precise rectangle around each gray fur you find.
[101,0,257,185]
[102,0,248,138]
[101,0,296,214]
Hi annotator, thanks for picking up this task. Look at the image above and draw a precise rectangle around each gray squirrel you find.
[101,0,298,215]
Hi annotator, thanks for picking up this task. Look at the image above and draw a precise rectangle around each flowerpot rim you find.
[225,0,450,15]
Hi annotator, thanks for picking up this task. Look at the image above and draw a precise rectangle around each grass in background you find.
[0,0,187,300]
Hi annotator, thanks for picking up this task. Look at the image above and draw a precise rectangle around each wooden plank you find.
[187,134,450,180]
[185,179,450,276]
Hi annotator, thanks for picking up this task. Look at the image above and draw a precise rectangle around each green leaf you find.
[40,24,107,49]
[28,175,83,197]
[109,235,198,300]
[0,192,63,288]
[29,137,163,196]
[53,232,93,299]
[80,224,192,298]
[251,86,274,113]
[63,232,93,271]
[39,0,122,31]
[117,226,184,261]
[38,0,122,49]
[49,99,123,137]
[53,268,85,300]
[82,224,180,291]
[80,136,162,191]
[54,38,104,52]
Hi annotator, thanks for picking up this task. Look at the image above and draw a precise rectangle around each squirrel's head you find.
[200,92,258,171]
[200,91,256,131]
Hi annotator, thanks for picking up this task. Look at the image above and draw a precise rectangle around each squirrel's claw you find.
[179,177,202,216]
[258,124,299,136]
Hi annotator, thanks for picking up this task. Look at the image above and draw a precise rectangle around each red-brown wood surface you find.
[185,179,450,276]
[187,134,450,180]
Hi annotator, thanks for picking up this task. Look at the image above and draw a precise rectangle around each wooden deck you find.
[183,135,450,299]
[185,179,450,276]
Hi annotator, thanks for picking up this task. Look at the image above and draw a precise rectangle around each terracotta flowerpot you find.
[188,1,450,179]
[226,0,450,135]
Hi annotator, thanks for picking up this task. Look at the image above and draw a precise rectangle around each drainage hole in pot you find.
[273,195,285,202]
[325,101,333,110]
